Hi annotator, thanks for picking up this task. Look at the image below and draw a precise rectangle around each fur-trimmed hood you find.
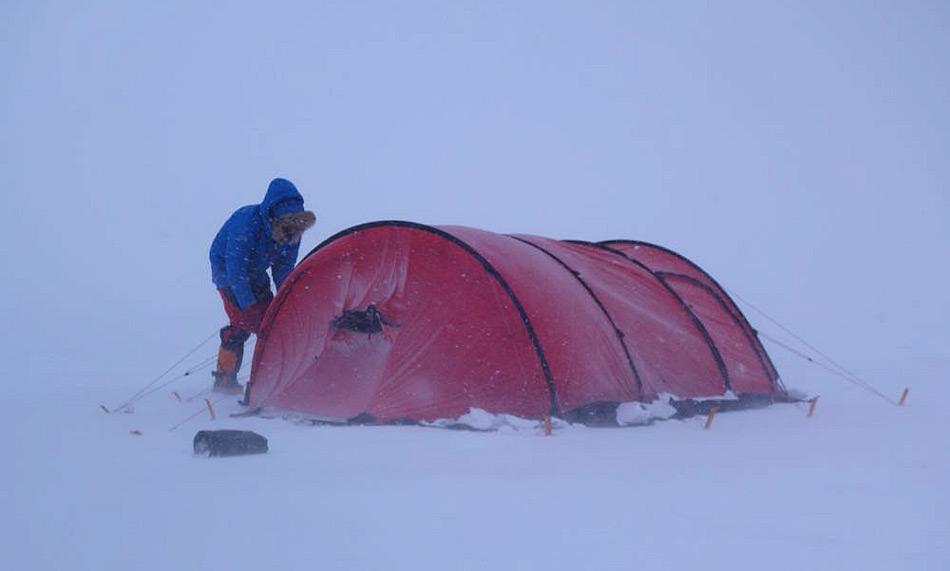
[210,177,312,309]
[271,210,317,244]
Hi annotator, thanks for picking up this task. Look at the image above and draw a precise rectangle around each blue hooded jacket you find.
[210,178,305,309]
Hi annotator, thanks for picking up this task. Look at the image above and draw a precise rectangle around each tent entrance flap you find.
[332,304,399,335]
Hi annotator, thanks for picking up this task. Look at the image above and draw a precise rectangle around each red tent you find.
[246,222,784,425]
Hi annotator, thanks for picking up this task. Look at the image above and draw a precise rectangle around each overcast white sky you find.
[1,1,947,397]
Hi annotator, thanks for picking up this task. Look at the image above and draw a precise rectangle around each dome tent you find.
[244,221,785,426]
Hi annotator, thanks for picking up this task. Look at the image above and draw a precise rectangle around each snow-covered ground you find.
[5,356,946,570]
[3,1,948,569]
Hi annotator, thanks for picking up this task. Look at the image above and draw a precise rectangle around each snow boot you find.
[211,369,243,395]
[212,327,248,394]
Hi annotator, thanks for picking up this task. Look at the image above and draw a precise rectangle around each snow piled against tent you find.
[425,408,573,432]
[430,396,683,431]
[615,396,678,425]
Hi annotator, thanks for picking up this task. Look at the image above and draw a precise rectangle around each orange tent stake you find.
[542,415,553,436]
[807,396,819,418]
[898,388,910,406]
[704,405,719,430]
[204,398,216,421]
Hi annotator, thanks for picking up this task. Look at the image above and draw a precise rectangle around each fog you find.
[3,2,949,569]
[3,0,948,443]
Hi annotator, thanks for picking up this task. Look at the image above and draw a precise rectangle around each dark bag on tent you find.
[193,430,268,457]
[331,304,398,335]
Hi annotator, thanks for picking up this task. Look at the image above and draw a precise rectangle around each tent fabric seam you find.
[656,271,783,394]
[508,235,645,396]
[262,220,562,415]
[577,242,732,392]
[598,239,781,384]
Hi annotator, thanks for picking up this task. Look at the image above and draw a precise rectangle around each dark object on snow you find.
[331,304,399,335]
[193,430,268,457]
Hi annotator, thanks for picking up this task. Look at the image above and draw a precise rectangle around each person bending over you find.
[208,178,316,393]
